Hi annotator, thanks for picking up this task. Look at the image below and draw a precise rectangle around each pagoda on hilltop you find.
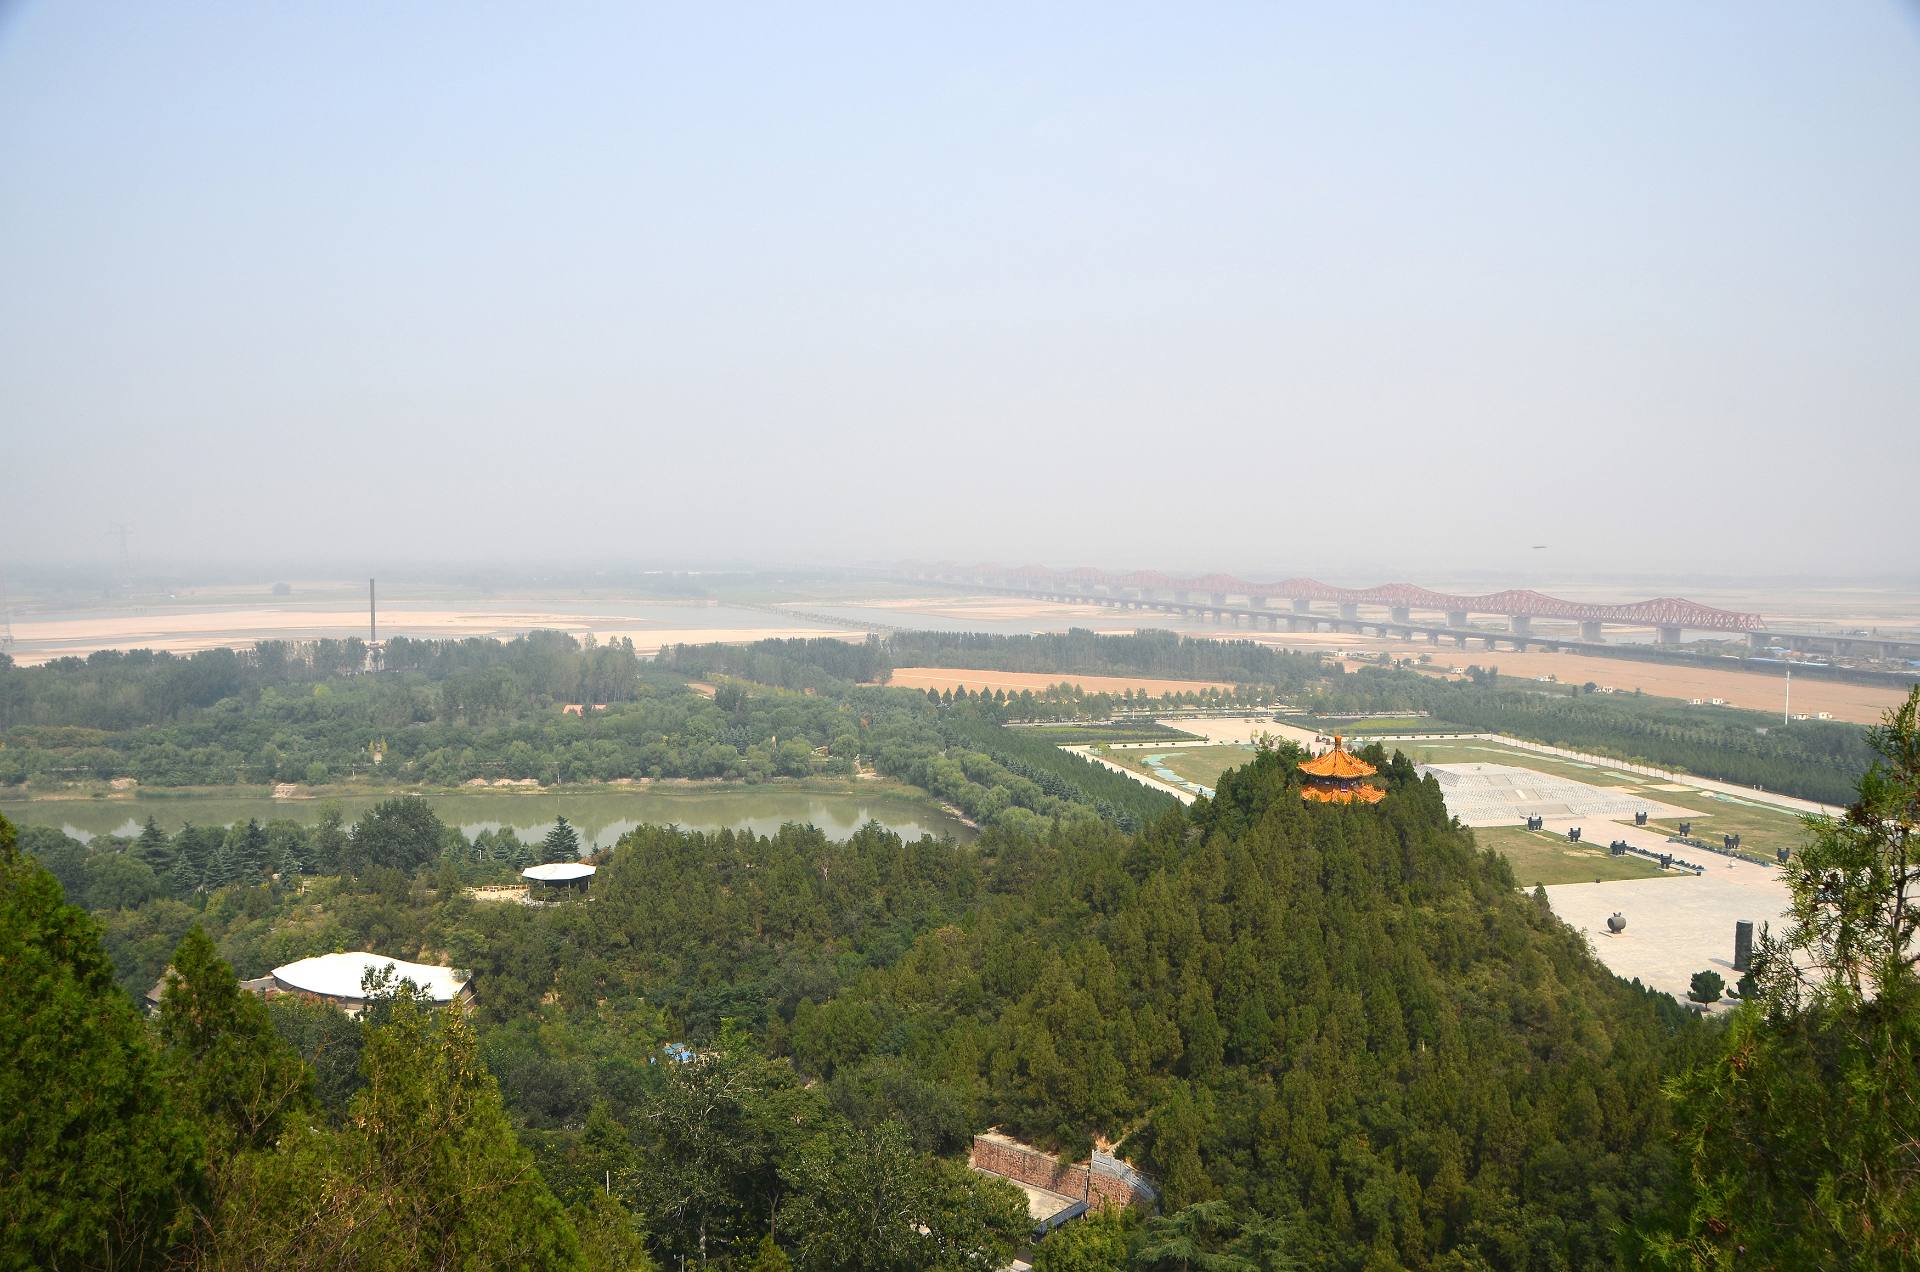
[1299,737,1384,805]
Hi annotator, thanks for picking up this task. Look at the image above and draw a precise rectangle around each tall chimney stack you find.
[369,578,377,644]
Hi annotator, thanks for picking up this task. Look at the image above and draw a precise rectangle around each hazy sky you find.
[3,3,1916,583]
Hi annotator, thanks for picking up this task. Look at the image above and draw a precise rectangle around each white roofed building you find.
[522,862,595,884]
[522,861,596,896]
[270,952,472,1015]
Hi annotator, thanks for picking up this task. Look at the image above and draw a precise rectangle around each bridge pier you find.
[1389,606,1410,624]
[1339,603,1359,620]
[1510,616,1531,638]
[1211,592,1227,608]
[1292,598,1312,616]
[1657,625,1682,647]
[1748,631,1768,653]
[1446,611,1468,630]
[1581,621,1604,643]
[1249,595,1268,610]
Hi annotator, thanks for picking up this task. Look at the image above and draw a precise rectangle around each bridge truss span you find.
[910,563,1762,633]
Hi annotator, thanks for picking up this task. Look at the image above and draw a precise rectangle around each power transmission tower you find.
[107,522,134,595]
[107,521,133,582]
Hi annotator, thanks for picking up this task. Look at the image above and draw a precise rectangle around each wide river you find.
[0,783,972,850]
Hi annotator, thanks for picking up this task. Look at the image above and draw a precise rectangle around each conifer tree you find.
[543,815,583,863]
[1652,686,1920,1266]
[204,841,238,891]
[135,814,176,873]
[0,813,204,1269]
[212,988,582,1269]
[309,807,348,874]
[229,818,269,882]
[158,926,312,1154]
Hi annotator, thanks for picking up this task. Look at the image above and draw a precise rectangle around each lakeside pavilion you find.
[1299,737,1385,805]
[521,861,596,897]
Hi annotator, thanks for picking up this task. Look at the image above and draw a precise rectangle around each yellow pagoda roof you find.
[1302,783,1386,805]
[1298,738,1377,780]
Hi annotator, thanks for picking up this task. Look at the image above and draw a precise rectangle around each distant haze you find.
[2,4,1917,580]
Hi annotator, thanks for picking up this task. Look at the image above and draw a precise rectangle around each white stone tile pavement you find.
[1543,840,1793,1002]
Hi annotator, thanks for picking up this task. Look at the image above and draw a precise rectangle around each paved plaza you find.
[1543,856,1793,1002]
[1419,762,1694,827]
[1420,761,1797,1002]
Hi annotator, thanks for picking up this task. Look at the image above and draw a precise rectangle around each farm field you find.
[1475,826,1672,887]
[1232,629,1914,725]
[887,667,1234,697]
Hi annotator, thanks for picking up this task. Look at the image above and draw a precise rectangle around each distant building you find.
[522,861,596,896]
[269,952,472,1016]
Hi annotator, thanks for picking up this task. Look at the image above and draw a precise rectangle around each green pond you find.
[0,784,971,850]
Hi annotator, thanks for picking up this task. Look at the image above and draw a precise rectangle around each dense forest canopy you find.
[9,688,1920,1267]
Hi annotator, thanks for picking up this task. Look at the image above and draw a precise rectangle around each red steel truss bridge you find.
[903,563,1762,636]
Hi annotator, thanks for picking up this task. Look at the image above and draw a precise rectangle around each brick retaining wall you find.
[969,1136,1149,1211]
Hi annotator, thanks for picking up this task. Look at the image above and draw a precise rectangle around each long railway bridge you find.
[894,565,1920,662]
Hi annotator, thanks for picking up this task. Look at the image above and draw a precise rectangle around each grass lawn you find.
[1095,744,1258,793]
[1475,826,1672,887]
[1018,723,1194,746]
[1307,716,1435,734]
[1645,796,1816,865]
[1155,745,1257,788]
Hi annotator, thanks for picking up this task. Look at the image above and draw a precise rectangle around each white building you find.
[270,951,472,1015]
[522,861,596,896]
